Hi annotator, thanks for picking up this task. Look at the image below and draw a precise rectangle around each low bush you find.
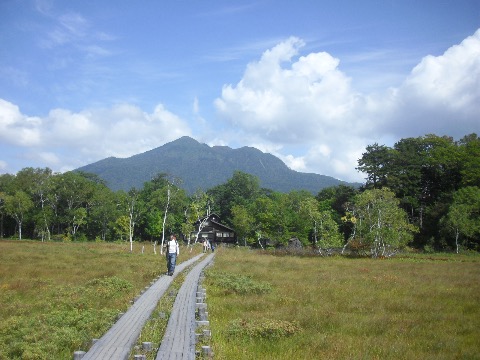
[226,318,301,339]
[206,270,272,295]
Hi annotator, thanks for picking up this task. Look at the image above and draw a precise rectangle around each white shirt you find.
[167,239,179,254]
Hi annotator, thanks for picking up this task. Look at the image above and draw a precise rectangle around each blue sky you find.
[1,0,479,183]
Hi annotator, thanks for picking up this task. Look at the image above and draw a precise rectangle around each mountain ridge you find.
[76,136,361,193]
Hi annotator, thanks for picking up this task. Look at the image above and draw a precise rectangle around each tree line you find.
[356,133,479,252]
[0,133,478,255]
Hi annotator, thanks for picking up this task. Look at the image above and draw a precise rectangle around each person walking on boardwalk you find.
[165,234,180,276]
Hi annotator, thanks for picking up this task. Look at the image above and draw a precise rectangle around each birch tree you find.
[441,186,480,253]
[301,198,321,246]
[187,190,211,246]
[142,175,183,254]
[4,190,33,240]
[0,191,6,239]
[347,188,417,258]
[17,168,54,241]
[118,189,141,252]
[300,197,342,252]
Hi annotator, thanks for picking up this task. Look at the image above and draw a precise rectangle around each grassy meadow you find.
[0,240,201,360]
[0,241,479,359]
[205,248,480,360]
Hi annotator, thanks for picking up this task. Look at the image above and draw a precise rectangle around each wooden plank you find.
[81,253,205,360]
[155,253,214,360]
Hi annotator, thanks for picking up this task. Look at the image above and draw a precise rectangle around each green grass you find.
[1,241,479,359]
[205,247,480,360]
[0,240,200,360]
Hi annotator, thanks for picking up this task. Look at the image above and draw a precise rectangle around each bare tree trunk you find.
[160,187,171,255]
[129,211,134,252]
[455,228,460,254]
[191,204,211,247]
[256,231,264,249]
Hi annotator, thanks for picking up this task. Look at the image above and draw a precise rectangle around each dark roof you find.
[210,218,235,232]
[196,213,235,232]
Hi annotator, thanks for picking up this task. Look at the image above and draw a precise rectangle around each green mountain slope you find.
[76,136,361,193]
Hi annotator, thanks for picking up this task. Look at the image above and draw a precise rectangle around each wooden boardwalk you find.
[155,253,215,360]
[81,253,205,360]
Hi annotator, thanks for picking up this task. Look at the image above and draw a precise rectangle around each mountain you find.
[75,136,360,193]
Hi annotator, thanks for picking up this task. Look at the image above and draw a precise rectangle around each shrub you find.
[226,318,301,339]
[207,270,272,295]
[86,276,133,298]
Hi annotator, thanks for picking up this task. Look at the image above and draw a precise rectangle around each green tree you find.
[70,207,87,240]
[347,188,417,258]
[88,186,119,241]
[458,134,480,187]
[389,137,426,224]
[356,143,392,189]
[0,174,16,238]
[208,171,261,223]
[251,195,277,248]
[300,197,322,246]
[117,188,142,252]
[440,186,480,252]
[231,204,254,246]
[140,174,186,252]
[301,197,342,250]
[114,215,130,241]
[15,168,54,241]
[285,190,313,242]
[316,185,358,240]
[268,192,295,243]
[48,171,96,239]
[316,211,343,250]
[4,190,34,240]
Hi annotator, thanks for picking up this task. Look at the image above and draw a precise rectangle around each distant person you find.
[211,241,215,252]
[165,234,180,276]
[203,239,208,253]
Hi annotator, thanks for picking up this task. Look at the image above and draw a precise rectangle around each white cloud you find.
[215,31,480,182]
[282,154,306,172]
[47,108,99,143]
[383,29,480,138]
[2,30,479,183]
[0,99,192,173]
[0,99,42,146]
[215,36,362,145]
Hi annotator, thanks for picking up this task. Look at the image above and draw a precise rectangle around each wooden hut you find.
[191,213,236,244]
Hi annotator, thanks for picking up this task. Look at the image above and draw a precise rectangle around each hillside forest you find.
[0,133,479,255]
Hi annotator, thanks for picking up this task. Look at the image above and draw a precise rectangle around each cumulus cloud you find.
[0,99,43,146]
[215,37,362,143]
[384,29,480,137]
[0,100,192,173]
[2,30,479,183]
[215,31,480,182]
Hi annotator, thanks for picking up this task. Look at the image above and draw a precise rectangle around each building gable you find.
[192,213,236,243]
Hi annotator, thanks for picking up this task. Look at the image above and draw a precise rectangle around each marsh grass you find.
[0,240,200,360]
[205,247,480,360]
